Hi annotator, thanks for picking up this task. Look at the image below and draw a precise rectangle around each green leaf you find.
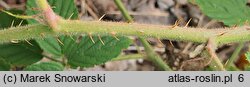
[24,62,64,71]
[0,9,43,67]
[26,0,132,68]
[196,0,250,26]
[0,58,11,71]
[0,41,43,66]
[63,35,132,67]
[245,52,250,63]
[36,37,63,58]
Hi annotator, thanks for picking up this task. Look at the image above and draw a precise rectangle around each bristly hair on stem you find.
[0,0,249,71]
[1,20,250,44]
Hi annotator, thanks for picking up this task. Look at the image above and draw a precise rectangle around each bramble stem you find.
[0,0,248,71]
[139,37,172,71]
[206,38,226,71]
[225,43,244,69]
[114,0,133,23]
[111,54,144,61]
[1,21,250,44]
[36,0,60,30]
[1,0,250,45]
[60,20,250,45]
[36,0,50,10]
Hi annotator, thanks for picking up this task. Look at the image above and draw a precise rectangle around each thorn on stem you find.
[98,35,105,45]
[157,38,164,47]
[110,31,119,41]
[88,33,95,44]
[69,35,75,41]
[171,20,180,28]
[224,59,229,67]
[185,18,192,28]
[98,14,106,21]
[217,32,227,36]
[169,40,175,48]
[67,13,74,20]
[25,39,34,46]
[18,20,23,26]
[11,20,15,27]
[10,39,19,43]
[56,38,64,45]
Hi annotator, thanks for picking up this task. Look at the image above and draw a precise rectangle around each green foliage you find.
[26,0,78,58]
[24,62,64,71]
[196,0,250,26]
[196,0,250,71]
[64,36,132,67]
[1,0,250,71]
[26,0,132,68]
[0,9,27,28]
[0,41,43,66]
[0,58,11,71]
[245,52,250,63]
[0,9,43,68]
[36,37,63,58]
